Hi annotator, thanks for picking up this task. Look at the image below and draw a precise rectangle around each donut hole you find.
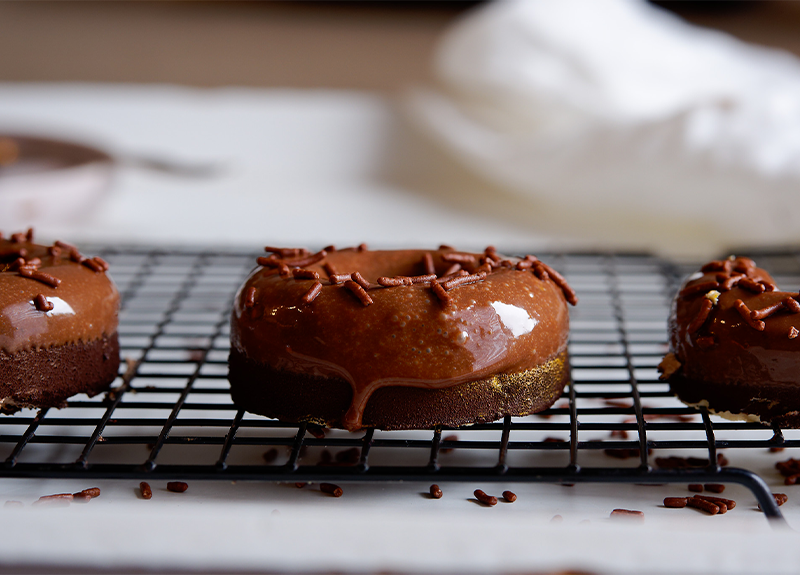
[317,250,470,283]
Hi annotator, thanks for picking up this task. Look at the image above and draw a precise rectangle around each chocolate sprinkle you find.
[735,299,765,331]
[323,262,337,277]
[329,273,352,285]
[502,490,517,503]
[686,496,719,515]
[784,473,800,486]
[738,277,766,294]
[702,259,732,273]
[292,268,320,280]
[696,494,736,510]
[775,458,800,478]
[429,484,443,499]
[82,258,105,273]
[78,487,101,499]
[680,281,719,298]
[473,489,497,506]
[687,297,714,333]
[430,280,452,307]
[18,268,61,288]
[344,280,373,306]
[442,252,476,264]
[751,301,785,320]
[256,255,279,267]
[139,482,152,500]
[538,262,578,306]
[35,493,74,504]
[377,274,437,287]
[33,294,53,312]
[718,274,743,291]
[320,483,343,497]
[785,297,800,313]
[442,271,487,291]
[351,271,370,290]
[167,481,188,493]
[94,256,109,271]
[531,261,549,281]
[516,255,538,270]
[438,269,469,283]
[282,250,327,268]
[378,276,409,287]
[301,281,323,304]
[610,509,644,520]
[69,249,85,263]
[663,497,688,508]
[7,257,25,271]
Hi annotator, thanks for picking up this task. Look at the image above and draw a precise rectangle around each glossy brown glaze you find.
[0,234,119,354]
[230,246,575,430]
[663,257,800,426]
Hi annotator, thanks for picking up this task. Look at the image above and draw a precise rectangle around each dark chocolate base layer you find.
[670,374,800,428]
[0,334,120,413]
[228,348,570,430]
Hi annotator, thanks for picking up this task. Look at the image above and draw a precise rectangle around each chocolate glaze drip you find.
[1,231,119,354]
[230,246,575,430]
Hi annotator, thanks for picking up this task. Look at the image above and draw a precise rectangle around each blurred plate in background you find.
[0,134,113,229]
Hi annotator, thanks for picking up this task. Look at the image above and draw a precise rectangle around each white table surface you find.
[1,83,800,574]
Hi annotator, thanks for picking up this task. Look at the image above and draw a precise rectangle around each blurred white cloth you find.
[410,0,800,256]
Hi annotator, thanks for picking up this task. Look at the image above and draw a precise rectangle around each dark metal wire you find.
[0,247,791,525]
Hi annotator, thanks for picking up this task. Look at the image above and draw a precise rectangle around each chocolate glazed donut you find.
[229,245,577,431]
[660,256,800,427]
[0,229,120,413]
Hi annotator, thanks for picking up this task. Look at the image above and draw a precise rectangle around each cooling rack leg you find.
[718,467,789,527]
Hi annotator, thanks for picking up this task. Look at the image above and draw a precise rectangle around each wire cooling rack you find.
[1,247,796,523]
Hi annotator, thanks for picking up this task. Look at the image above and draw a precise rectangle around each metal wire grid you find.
[0,247,794,522]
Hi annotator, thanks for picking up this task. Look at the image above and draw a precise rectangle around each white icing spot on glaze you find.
[491,301,538,337]
[42,297,75,317]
